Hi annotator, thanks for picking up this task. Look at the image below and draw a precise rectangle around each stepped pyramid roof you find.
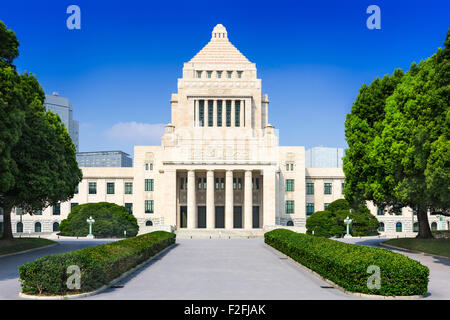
[189,24,251,64]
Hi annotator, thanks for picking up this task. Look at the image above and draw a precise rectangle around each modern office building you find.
[44,92,79,152]
[306,147,344,168]
[76,151,133,167]
[11,25,448,237]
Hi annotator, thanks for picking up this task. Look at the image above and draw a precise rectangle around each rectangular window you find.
[89,182,97,194]
[285,200,295,214]
[107,182,115,194]
[215,178,219,190]
[197,71,202,78]
[217,100,222,126]
[235,101,240,127]
[199,100,205,127]
[255,178,259,190]
[34,209,42,215]
[220,178,225,189]
[217,71,222,78]
[125,182,133,194]
[74,185,78,194]
[226,100,231,127]
[233,178,237,190]
[286,164,289,171]
[377,207,385,216]
[208,100,213,127]
[207,71,212,78]
[341,183,345,195]
[324,203,330,210]
[198,178,202,190]
[237,71,243,78]
[238,178,242,190]
[306,183,314,195]
[145,200,154,214]
[125,203,133,214]
[71,203,78,210]
[203,178,207,190]
[53,203,61,215]
[145,179,154,191]
[306,203,315,216]
[180,178,184,190]
[290,164,294,171]
[227,71,232,78]
[150,163,153,170]
[324,183,332,195]
[145,163,148,170]
[286,179,295,192]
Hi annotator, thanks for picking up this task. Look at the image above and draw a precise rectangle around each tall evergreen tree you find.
[344,29,450,238]
[0,21,82,240]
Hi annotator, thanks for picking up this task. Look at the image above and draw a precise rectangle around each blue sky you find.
[2,0,449,157]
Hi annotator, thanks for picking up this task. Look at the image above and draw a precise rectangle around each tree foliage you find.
[59,203,139,238]
[306,199,379,238]
[344,29,450,238]
[0,21,82,240]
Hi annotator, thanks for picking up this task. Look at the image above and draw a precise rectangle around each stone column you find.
[222,100,227,127]
[231,100,235,127]
[206,170,215,229]
[244,170,253,229]
[187,170,196,229]
[263,168,276,226]
[213,100,217,127]
[225,170,233,229]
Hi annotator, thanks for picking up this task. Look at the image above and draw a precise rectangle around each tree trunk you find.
[416,205,434,239]
[1,205,14,240]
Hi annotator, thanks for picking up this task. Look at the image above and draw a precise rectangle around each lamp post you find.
[86,216,95,239]
[344,216,353,238]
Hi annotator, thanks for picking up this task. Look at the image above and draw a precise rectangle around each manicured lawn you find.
[0,238,56,256]
[383,238,450,258]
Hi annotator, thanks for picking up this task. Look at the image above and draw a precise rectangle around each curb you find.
[19,242,176,300]
[264,243,426,300]
[0,243,59,259]
[379,242,450,260]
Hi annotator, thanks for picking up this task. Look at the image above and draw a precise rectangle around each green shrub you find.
[18,231,175,295]
[306,199,379,237]
[265,229,429,296]
[305,211,344,237]
[59,202,139,238]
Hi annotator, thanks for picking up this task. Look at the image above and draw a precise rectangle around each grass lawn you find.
[383,238,450,258]
[0,238,56,256]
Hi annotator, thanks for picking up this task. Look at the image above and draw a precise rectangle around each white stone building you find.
[8,25,449,237]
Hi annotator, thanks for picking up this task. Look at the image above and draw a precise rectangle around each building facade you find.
[44,92,79,152]
[9,25,449,237]
[76,151,133,167]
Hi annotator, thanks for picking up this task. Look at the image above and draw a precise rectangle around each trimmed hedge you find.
[19,231,175,295]
[265,229,429,296]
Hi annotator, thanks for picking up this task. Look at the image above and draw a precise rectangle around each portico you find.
[175,168,266,229]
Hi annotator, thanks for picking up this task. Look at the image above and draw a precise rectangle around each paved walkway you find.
[0,239,114,300]
[88,238,353,300]
[335,237,450,300]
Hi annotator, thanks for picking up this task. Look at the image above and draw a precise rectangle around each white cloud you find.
[104,122,165,145]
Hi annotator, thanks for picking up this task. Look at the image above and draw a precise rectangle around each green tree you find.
[344,29,449,238]
[59,203,139,238]
[0,21,82,240]
[306,199,379,238]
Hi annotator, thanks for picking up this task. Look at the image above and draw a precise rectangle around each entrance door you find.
[197,206,206,228]
[180,206,187,228]
[215,206,225,228]
[252,206,260,228]
[233,206,242,228]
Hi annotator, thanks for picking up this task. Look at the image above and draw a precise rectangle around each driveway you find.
[335,237,450,300]
[88,238,353,300]
[0,238,115,300]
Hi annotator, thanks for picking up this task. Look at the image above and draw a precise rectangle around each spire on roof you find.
[211,24,227,40]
